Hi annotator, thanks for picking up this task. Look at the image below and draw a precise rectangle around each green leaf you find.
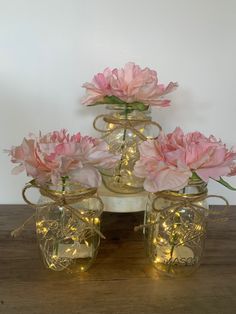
[88,96,126,106]
[215,177,236,191]
[88,96,148,111]
[129,102,148,111]
[191,172,202,180]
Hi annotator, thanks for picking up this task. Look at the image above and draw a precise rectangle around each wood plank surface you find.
[0,205,236,314]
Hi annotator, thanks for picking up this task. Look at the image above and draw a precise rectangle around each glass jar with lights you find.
[93,105,161,194]
[34,181,104,272]
[144,179,209,277]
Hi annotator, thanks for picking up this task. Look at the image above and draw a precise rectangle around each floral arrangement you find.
[6,129,120,188]
[134,127,236,192]
[82,62,178,111]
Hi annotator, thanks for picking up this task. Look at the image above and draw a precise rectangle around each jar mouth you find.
[105,107,151,121]
[37,181,97,198]
[154,179,208,197]
[187,178,207,187]
[156,189,208,199]
[105,104,150,112]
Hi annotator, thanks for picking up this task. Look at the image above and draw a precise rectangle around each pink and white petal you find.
[138,140,158,158]
[133,160,148,178]
[143,177,160,193]
[70,166,102,188]
[154,168,191,191]
[195,166,231,182]
[11,164,25,175]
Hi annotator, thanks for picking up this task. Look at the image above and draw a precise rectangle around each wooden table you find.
[0,205,236,314]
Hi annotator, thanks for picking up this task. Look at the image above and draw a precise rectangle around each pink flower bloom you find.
[134,127,236,192]
[82,62,178,107]
[7,129,120,188]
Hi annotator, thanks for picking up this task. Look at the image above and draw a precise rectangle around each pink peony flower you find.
[134,127,236,192]
[7,129,120,188]
[82,62,178,108]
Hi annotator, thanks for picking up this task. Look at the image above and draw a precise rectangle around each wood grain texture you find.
[0,205,236,314]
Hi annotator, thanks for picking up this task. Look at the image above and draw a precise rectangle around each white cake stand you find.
[98,184,148,213]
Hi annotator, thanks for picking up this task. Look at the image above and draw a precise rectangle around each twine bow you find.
[134,191,229,232]
[11,181,105,239]
[93,114,162,141]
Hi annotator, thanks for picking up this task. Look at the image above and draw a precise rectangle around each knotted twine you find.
[134,191,229,232]
[11,180,105,239]
[93,114,162,141]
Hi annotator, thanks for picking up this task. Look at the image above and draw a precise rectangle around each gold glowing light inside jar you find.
[36,221,43,227]
[80,266,85,271]
[72,249,77,256]
[154,257,161,263]
[70,226,77,231]
[94,218,100,225]
[108,123,115,130]
[162,222,168,230]
[195,224,202,231]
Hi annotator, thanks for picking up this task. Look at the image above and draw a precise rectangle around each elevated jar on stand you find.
[145,179,209,277]
[93,105,161,194]
[29,181,104,272]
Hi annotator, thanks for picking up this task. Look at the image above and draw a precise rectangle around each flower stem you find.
[116,105,128,183]
[167,244,175,273]
[61,176,68,193]
[55,176,67,256]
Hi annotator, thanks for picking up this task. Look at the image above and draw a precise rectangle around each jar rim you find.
[37,181,97,198]
[153,179,208,197]
[105,104,151,112]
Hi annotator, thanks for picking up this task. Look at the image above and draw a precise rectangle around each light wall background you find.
[0,0,236,204]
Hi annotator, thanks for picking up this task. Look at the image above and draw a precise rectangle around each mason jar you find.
[35,181,103,272]
[94,105,161,194]
[145,179,209,277]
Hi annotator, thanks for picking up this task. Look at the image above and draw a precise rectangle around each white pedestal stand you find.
[98,184,148,213]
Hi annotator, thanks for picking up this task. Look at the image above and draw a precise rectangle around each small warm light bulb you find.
[108,123,115,130]
[94,218,100,224]
[154,257,161,263]
[163,222,168,229]
[195,224,202,231]
[80,266,85,271]
[72,249,77,256]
